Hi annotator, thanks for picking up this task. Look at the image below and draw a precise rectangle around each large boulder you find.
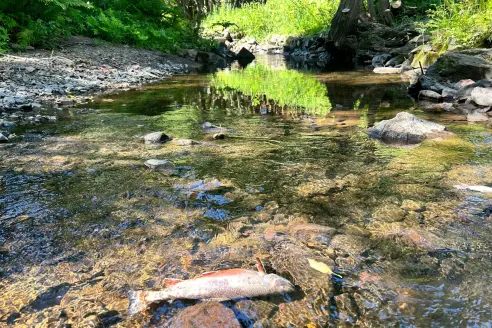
[366,112,450,144]
[166,302,241,328]
[426,52,492,83]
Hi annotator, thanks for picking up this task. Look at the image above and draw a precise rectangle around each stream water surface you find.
[1,55,491,327]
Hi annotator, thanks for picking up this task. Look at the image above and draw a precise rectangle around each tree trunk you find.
[367,0,377,20]
[378,0,393,26]
[327,0,363,48]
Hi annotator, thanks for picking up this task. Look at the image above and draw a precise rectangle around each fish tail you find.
[128,290,150,317]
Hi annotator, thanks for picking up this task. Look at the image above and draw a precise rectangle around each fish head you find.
[262,274,295,293]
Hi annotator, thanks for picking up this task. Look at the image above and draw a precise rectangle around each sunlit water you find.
[1,55,491,327]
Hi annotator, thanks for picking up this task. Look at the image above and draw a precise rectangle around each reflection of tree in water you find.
[210,64,333,115]
[323,78,413,127]
[90,64,413,127]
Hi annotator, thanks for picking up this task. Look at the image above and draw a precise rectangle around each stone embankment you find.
[408,49,492,122]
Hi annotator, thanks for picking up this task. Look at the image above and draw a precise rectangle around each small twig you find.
[419,61,424,75]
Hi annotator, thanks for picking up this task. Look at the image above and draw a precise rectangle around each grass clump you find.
[202,0,339,41]
[210,63,332,113]
[424,0,492,49]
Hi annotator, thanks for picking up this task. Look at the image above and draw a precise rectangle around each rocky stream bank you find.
[0,36,201,143]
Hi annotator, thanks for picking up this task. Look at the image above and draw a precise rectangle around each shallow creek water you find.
[1,55,491,327]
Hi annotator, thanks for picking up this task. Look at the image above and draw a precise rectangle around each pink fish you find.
[128,260,294,316]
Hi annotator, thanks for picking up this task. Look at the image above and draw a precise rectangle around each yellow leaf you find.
[308,258,333,274]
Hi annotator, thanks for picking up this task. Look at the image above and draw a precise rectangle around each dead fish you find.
[128,259,294,316]
[454,185,492,193]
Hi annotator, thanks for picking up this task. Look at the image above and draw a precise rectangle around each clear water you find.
[0,55,491,327]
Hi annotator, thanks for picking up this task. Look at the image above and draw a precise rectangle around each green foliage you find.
[0,26,8,53]
[83,8,199,53]
[424,0,492,49]
[202,0,339,41]
[210,64,332,114]
[0,0,206,52]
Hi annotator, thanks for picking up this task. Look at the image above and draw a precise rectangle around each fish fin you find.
[256,257,266,274]
[164,278,184,286]
[128,290,149,317]
[200,271,219,277]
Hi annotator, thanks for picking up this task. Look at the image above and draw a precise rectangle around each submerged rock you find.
[144,132,171,145]
[366,112,450,144]
[167,302,241,328]
[175,139,200,146]
[144,159,175,172]
[373,67,402,74]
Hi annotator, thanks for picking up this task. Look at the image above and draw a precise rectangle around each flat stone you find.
[144,159,175,172]
[373,67,402,74]
[366,112,449,144]
[167,302,241,328]
[144,132,171,145]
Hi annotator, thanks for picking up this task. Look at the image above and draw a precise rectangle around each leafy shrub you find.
[84,8,202,53]
[424,0,492,49]
[202,0,339,41]
[0,0,207,52]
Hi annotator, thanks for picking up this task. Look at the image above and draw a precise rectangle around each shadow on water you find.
[1,55,491,327]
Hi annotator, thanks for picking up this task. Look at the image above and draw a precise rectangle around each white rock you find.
[373,67,402,74]
[470,87,492,106]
